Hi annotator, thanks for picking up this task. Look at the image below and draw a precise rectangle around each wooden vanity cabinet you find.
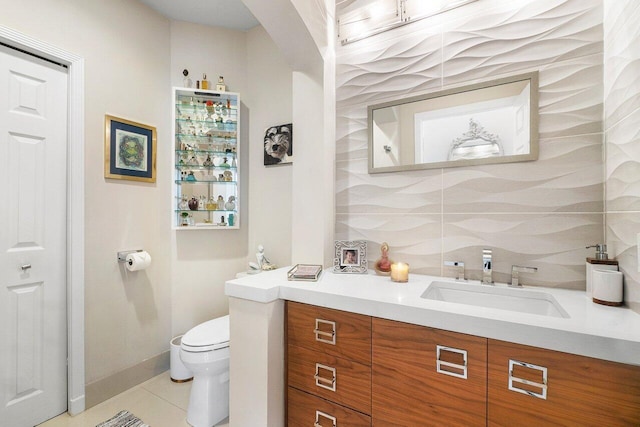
[286,301,372,426]
[286,302,640,426]
[372,318,487,426]
[488,339,640,427]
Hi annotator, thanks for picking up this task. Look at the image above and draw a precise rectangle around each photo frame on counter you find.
[333,240,367,273]
[105,114,157,182]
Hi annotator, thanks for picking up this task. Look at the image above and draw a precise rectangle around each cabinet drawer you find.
[287,301,371,365]
[372,318,487,426]
[288,387,371,427]
[488,339,640,427]
[288,344,371,414]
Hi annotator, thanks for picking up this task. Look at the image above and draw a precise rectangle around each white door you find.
[0,45,68,426]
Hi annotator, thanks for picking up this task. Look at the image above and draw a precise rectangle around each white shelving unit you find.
[172,87,240,229]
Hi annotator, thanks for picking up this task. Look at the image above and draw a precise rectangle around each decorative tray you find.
[287,264,323,282]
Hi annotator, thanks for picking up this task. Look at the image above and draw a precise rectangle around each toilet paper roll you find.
[592,269,623,306]
[125,251,152,272]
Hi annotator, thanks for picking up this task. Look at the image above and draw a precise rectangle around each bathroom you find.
[0,0,638,426]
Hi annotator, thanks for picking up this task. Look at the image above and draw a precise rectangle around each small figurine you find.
[256,244,277,271]
[203,154,213,167]
[374,242,392,276]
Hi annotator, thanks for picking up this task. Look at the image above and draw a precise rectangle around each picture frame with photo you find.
[333,240,367,274]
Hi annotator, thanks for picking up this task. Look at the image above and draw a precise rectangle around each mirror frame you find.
[368,71,539,174]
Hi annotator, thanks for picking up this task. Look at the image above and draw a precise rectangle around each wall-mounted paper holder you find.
[117,249,143,263]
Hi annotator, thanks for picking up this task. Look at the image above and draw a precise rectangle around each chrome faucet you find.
[482,249,493,285]
[444,261,465,281]
[510,265,538,287]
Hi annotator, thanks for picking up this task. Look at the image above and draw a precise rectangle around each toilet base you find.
[186,372,229,427]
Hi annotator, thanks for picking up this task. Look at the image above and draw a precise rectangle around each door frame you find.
[0,26,85,415]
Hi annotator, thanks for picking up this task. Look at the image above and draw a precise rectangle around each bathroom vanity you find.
[225,268,640,426]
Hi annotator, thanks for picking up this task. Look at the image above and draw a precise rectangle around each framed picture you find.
[333,240,367,274]
[105,115,157,182]
[263,123,292,166]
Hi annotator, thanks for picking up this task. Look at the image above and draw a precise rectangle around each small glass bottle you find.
[201,74,209,90]
[182,69,192,88]
[207,196,216,211]
[225,196,236,211]
[217,195,225,210]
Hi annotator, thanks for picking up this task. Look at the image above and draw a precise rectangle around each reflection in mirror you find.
[368,72,539,173]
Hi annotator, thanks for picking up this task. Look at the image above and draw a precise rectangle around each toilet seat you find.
[181,315,229,352]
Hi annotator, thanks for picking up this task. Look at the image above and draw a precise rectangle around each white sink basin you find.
[421,281,570,318]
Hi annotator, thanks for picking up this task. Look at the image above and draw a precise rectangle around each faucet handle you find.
[510,265,538,287]
[444,261,465,281]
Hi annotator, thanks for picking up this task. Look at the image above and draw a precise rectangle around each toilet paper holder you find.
[117,249,144,263]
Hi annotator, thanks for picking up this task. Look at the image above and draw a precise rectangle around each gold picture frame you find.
[105,114,157,183]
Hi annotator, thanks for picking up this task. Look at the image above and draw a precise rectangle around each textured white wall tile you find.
[603,0,640,308]
[336,105,368,162]
[603,1,640,129]
[336,27,442,107]
[538,54,603,139]
[443,133,604,213]
[336,158,442,214]
[443,213,604,288]
[606,213,640,310]
[606,108,640,211]
[442,0,602,86]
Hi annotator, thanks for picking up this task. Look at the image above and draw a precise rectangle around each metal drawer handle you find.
[314,318,336,345]
[314,363,336,392]
[436,345,468,379]
[509,359,548,400]
[21,264,32,271]
[315,410,337,427]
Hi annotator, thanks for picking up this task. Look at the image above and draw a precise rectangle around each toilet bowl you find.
[180,315,230,427]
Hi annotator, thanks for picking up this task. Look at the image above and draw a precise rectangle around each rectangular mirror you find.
[368,72,539,173]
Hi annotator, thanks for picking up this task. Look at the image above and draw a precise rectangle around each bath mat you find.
[95,410,149,427]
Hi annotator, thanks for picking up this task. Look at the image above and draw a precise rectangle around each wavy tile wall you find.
[442,0,602,86]
[603,0,640,307]
[606,213,640,310]
[335,0,604,289]
[603,0,640,129]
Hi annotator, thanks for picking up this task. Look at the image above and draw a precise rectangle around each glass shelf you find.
[175,180,237,185]
[175,165,237,171]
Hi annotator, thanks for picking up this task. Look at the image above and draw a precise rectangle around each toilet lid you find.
[181,315,229,352]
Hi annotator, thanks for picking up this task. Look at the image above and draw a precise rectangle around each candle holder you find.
[390,262,409,282]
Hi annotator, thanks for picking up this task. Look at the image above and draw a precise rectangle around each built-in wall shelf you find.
[172,87,240,229]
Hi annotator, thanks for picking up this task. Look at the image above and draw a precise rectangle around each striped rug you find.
[95,410,149,427]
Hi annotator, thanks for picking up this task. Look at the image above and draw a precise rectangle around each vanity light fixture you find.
[337,0,478,45]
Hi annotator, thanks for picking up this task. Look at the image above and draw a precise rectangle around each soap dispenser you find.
[585,244,618,297]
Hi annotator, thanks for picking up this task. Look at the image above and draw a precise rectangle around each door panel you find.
[0,44,68,427]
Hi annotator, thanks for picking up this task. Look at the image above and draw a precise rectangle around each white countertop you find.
[225,267,640,366]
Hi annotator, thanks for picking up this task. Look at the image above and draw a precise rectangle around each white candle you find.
[391,262,409,282]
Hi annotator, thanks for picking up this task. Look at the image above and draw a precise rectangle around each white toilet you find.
[180,315,230,427]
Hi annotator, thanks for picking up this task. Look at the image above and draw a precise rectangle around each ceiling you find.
[139,0,260,31]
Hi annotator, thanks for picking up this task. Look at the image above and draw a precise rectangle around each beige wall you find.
[168,21,250,339]
[245,26,293,269]
[168,21,296,337]
[604,0,640,310]
[336,0,605,289]
[0,0,297,405]
[0,0,173,386]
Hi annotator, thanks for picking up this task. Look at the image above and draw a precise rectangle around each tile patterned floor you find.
[38,372,229,427]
